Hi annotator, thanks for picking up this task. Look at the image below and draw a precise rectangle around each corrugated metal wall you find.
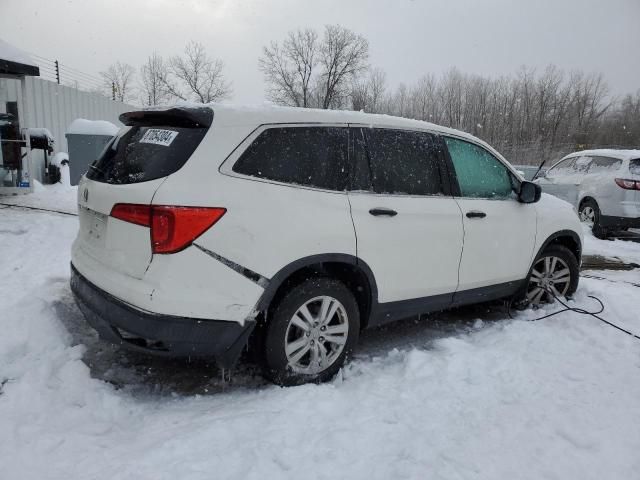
[0,76,135,182]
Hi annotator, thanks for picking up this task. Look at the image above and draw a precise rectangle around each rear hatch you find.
[76,106,213,279]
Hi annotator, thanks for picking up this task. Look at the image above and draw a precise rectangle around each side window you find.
[573,156,592,173]
[232,127,348,190]
[630,159,640,175]
[444,137,514,199]
[548,158,576,176]
[365,129,443,195]
[588,156,622,173]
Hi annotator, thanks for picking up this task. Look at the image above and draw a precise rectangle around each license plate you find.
[139,129,178,147]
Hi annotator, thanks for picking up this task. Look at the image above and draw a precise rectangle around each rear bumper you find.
[599,215,640,229]
[70,264,255,367]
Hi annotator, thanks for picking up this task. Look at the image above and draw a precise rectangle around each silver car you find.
[534,149,640,238]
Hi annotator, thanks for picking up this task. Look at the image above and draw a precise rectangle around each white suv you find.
[71,105,583,385]
[534,149,640,238]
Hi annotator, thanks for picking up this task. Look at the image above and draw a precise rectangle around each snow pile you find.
[0,181,77,214]
[67,118,119,137]
[582,224,640,265]
[50,152,69,167]
[27,127,54,141]
[0,186,639,479]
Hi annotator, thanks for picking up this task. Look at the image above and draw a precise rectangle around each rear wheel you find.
[262,277,360,386]
[579,198,608,239]
[523,245,579,306]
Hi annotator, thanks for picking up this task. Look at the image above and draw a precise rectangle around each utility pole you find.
[54,60,60,84]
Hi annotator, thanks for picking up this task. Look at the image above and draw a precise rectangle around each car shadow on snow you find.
[53,291,509,397]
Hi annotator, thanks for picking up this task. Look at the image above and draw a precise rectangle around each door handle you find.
[369,208,398,217]
[466,211,486,219]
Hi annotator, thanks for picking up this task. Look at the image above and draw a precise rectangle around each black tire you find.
[579,198,608,239]
[516,244,579,307]
[262,277,360,386]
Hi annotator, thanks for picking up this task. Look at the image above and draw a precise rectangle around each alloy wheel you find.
[527,255,572,305]
[579,205,596,225]
[284,295,349,374]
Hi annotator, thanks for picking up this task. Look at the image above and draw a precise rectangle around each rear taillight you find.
[111,204,151,227]
[614,178,640,190]
[150,206,226,254]
[110,204,226,254]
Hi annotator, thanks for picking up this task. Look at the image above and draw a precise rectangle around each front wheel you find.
[262,277,360,386]
[523,245,579,306]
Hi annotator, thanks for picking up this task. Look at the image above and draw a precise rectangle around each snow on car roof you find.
[210,102,480,139]
[564,149,640,161]
[138,101,496,152]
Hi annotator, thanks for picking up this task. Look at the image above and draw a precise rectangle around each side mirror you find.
[518,181,541,204]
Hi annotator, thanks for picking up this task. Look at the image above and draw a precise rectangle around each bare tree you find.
[100,61,135,102]
[139,53,171,106]
[259,29,318,107]
[260,25,369,109]
[318,25,369,109]
[168,41,232,103]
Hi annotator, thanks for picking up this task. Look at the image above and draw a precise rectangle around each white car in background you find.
[534,149,640,238]
[70,104,583,385]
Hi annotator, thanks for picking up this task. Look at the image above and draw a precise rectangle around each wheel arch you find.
[578,195,597,209]
[255,254,379,330]
[535,230,582,264]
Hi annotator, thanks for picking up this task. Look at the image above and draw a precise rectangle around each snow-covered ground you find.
[1,186,640,480]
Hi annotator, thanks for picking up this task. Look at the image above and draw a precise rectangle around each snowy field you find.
[1,185,640,480]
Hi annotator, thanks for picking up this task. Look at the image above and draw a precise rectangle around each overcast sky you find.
[1,0,639,104]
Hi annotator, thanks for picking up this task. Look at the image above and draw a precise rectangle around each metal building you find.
[0,38,134,194]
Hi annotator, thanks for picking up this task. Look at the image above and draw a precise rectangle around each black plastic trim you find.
[255,253,379,314]
[254,254,526,330]
[534,230,582,264]
[598,215,640,229]
[369,280,523,327]
[193,243,269,286]
[70,264,253,368]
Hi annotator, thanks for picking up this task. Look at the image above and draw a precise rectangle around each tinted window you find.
[629,159,640,175]
[350,128,371,191]
[445,137,514,198]
[87,125,207,184]
[365,129,443,195]
[588,156,622,173]
[233,127,348,190]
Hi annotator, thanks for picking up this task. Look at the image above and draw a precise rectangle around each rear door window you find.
[444,137,514,199]
[587,156,622,173]
[232,127,348,191]
[364,128,444,195]
[87,124,208,184]
[629,159,640,175]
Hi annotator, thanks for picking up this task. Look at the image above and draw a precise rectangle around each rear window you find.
[630,159,640,175]
[232,127,348,191]
[87,124,208,184]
